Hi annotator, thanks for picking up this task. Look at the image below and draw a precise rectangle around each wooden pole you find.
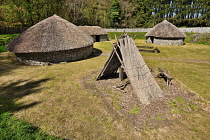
[119,66,125,81]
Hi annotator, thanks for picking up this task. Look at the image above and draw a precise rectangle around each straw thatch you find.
[7,15,94,53]
[145,20,186,38]
[78,26,108,35]
[78,26,108,42]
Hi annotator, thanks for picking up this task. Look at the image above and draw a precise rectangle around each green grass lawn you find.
[0,33,210,139]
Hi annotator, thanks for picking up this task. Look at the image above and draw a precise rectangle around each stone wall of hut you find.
[100,35,108,41]
[146,37,185,46]
[91,35,107,42]
[15,45,93,65]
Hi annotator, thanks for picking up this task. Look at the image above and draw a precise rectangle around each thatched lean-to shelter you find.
[78,26,108,42]
[97,34,163,105]
[145,20,187,46]
[6,15,94,65]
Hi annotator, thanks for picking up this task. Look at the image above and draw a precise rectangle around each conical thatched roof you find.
[6,15,94,53]
[78,26,108,35]
[145,20,186,38]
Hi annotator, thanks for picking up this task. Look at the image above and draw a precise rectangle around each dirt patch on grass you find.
[81,69,202,130]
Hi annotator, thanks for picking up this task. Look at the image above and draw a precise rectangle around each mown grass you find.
[0,36,210,139]
[108,32,146,40]
[0,51,136,139]
[145,60,210,100]
[135,39,210,61]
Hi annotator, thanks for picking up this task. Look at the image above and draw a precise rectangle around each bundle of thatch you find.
[145,20,187,45]
[6,15,94,65]
[78,26,108,42]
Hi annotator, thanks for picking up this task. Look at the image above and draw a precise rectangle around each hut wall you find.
[146,37,184,45]
[15,45,93,65]
[154,38,184,45]
[100,35,108,41]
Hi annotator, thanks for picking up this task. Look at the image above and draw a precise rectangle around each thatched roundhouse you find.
[145,20,187,45]
[78,26,108,42]
[6,15,94,65]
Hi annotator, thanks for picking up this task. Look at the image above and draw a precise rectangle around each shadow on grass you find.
[0,78,50,113]
[92,48,103,57]
[0,52,22,77]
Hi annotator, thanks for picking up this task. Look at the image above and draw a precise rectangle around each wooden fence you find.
[105,27,210,33]
[0,27,28,34]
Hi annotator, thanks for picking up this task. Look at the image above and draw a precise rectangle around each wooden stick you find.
[110,38,124,66]
[133,34,137,40]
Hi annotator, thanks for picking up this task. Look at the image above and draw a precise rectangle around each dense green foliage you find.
[0,112,62,140]
[109,0,121,28]
[0,34,18,52]
[0,0,209,28]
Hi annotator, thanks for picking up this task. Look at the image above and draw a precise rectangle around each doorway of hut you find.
[95,35,100,42]
[151,36,154,43]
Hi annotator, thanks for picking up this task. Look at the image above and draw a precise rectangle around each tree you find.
[1,0,63,27]
[129,0,153,27]
[1,0,209,28]
[109,0,121,28]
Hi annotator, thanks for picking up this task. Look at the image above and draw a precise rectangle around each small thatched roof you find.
[78,26,108,36]
[145,20,186,38]
[7,15,94,53]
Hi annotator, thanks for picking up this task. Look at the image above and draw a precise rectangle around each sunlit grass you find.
[94,41,112,53]
[145,59,210,101]
[0,51,133,139]
[108,32,146,40]
[135,39,210,61]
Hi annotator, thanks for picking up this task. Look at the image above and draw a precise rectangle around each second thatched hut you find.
[145,20,186,46]
[6,15,94,65]
[78,26,108,42]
